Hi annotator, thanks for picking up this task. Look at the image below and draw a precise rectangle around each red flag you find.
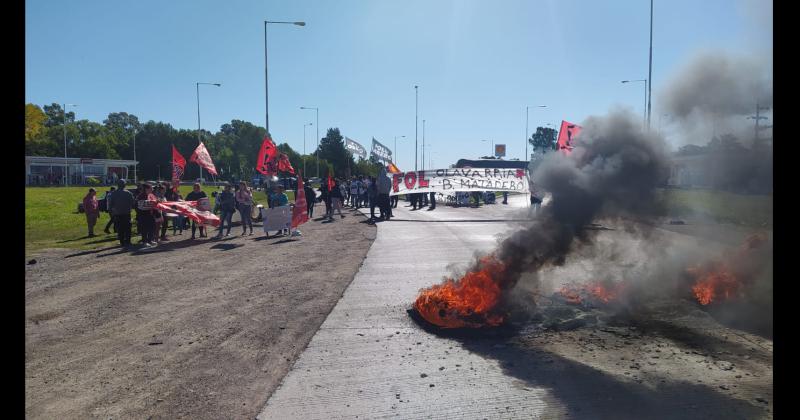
[277,153,296,175]
[292,171,309,228]
[557,120,583,155]
[327,170,335,192]
[171,145,186,191]
[190,142,218,176]
[386,162,401,174]
[256,135,279,175]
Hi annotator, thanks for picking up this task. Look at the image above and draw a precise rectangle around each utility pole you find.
[414,85,419,171]
[647,0,653,131]
[747,102,769,144]
[422,119,425,171]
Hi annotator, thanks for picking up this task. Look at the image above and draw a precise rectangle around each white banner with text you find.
[389,168,529,196]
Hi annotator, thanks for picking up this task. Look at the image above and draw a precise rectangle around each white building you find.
[25,156,138,186]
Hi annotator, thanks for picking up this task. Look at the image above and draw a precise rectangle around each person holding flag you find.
[172,145,186,191]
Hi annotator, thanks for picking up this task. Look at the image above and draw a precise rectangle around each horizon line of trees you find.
[25,103,384,182]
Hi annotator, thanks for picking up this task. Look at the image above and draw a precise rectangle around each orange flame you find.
[413,255,507,328]
[688,265,741,305]
[687,233,766,305]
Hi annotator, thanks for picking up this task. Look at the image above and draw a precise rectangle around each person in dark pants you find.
[304,179,316,218]
[215,184,236,238]
[135,183,158,247]
[367,177,378,220]
[502,191,508,204]
[390,194,399,208]
[185,183,208,239]
[107,179,135,247]
[102,186,117,234]
[428,191,436,210]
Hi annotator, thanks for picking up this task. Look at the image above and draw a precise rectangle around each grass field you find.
[25,185,293,253]
[659,188,772,228]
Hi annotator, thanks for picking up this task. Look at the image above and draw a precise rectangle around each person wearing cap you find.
[304,178,316,218]
[107,179,136,247]
[215,184,237,239]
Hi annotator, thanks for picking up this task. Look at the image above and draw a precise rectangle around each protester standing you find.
[377,167,392,219]
[349,177,359,208]
[215,184,236,238]
[271,185,291,236]
[428,191,436,210]
[185,183,208,239]
[320,182,331,217]
[329,179,345,220]
[162,182,179,240]
[83,188,100,237]
[135,183,159,247]
[304,179,316,218]
[108,179,135,247]
[102,186,116,234]
[367,176,378,220]
[172,191,185,235]
[236,181,254,235]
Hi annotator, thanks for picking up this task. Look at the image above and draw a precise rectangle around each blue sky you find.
[26,0,764,169]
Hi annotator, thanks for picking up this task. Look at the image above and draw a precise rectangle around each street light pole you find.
[132,128,137,184]
[647,0,653,131]
[414,85,418,171]
[525,105,547,160]
[196,82,221,182]
[622,79,647,129]
[300,106,318,177]
[394,135,405,167]
[62,103,77,186]
[265,20,305,136]
[422,119,425,171]
[303,122,313,176]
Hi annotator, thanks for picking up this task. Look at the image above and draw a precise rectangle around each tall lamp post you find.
[300,106,319,177]
[422,119,426,171]
[622,79,647,129]
[196,82,221,181]
[525,105,546,162]
[394,135,405,167]
[62,103,77,186]
[265,20,305,135]
[647,0,653,131]
[414,85,419,171]
[303,122,313,176]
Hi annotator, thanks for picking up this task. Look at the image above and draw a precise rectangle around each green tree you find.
[42,103,75,127]
[352,157,382,177]
[316,128,354,175]
[529,126,557,155]
[25,103,47,142]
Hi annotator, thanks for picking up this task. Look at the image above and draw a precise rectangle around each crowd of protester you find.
[82,169,538,249]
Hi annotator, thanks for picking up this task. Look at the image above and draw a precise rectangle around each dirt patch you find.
[25,205,375,419]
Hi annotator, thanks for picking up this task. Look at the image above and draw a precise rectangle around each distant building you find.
[25,156,138,186]
[668,153,712,188]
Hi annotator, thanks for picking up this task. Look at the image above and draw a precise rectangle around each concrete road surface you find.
[258,193,772,419]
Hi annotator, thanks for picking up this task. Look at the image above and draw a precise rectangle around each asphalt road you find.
[257,193,772,419]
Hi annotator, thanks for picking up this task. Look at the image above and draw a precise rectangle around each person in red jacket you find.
[82,188,100,237]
